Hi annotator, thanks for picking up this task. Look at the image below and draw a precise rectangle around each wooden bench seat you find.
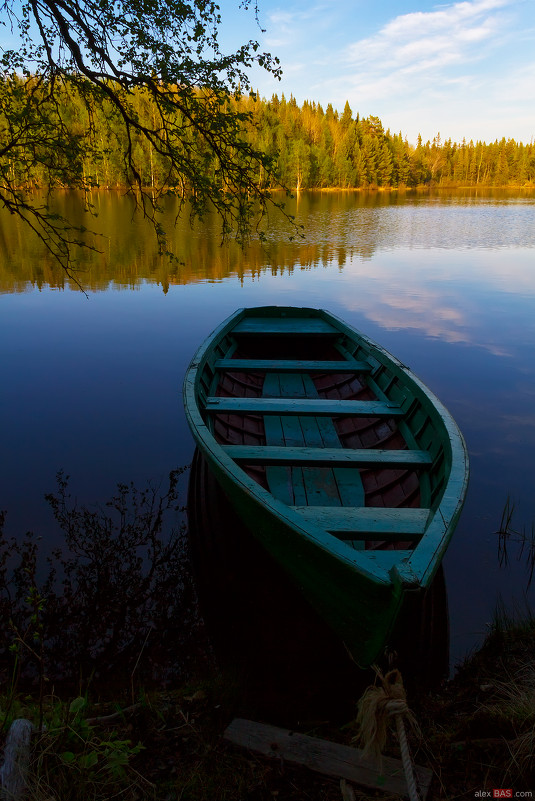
[222,445,432,468]
[206,397,404,417]
[291,506,428,539]
[214,358,372,374]
[233,318,339,336]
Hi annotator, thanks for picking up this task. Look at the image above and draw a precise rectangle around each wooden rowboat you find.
[183,307,469,667]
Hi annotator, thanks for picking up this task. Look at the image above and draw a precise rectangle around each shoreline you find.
[2,616,534,799]
[10,182,535,194]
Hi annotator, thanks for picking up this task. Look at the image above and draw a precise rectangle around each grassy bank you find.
[2,614,535,800]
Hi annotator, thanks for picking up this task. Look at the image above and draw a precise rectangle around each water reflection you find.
[1,189,534,295]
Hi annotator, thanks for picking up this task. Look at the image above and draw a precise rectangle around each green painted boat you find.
[183,306,469,667]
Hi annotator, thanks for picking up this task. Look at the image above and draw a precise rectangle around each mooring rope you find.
[355,668,421,801]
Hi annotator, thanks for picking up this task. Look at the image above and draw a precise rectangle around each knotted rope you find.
[355,667,421,801]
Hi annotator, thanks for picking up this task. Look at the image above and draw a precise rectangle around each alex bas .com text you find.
[474,791,533,798]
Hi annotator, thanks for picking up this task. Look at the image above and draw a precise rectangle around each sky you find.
[1,0,533,146]
[224,0,535,145]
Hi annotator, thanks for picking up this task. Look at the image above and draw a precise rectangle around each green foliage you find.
[1,0,533,279]
[0,468,205,695]
[3,79,533,207]
[0,692,148,800]
[0,0,287,276]
[256,98,534,190]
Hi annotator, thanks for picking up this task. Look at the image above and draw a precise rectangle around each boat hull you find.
[183,307,468,666]
[202,446,403,664]
[188,448,449,718]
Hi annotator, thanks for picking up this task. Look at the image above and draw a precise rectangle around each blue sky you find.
[225,0,535,145]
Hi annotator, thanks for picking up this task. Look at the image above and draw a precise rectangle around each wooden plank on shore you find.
[223,718,432,799]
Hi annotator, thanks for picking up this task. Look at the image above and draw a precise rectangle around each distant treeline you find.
[246,95,534,189]
[2,77,534,190]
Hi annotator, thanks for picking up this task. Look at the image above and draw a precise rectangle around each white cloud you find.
[305,0,535,142]
[344,0,512,73]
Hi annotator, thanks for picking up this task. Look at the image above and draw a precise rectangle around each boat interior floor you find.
[213,338,422,552]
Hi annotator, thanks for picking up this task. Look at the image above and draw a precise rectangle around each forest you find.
[2,76,534,191]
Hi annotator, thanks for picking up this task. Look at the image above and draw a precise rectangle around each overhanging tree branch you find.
[0,0,292,280]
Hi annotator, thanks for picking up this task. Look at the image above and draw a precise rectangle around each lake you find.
[1,188,535,666]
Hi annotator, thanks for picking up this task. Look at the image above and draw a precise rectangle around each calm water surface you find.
[1,189,535,665]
